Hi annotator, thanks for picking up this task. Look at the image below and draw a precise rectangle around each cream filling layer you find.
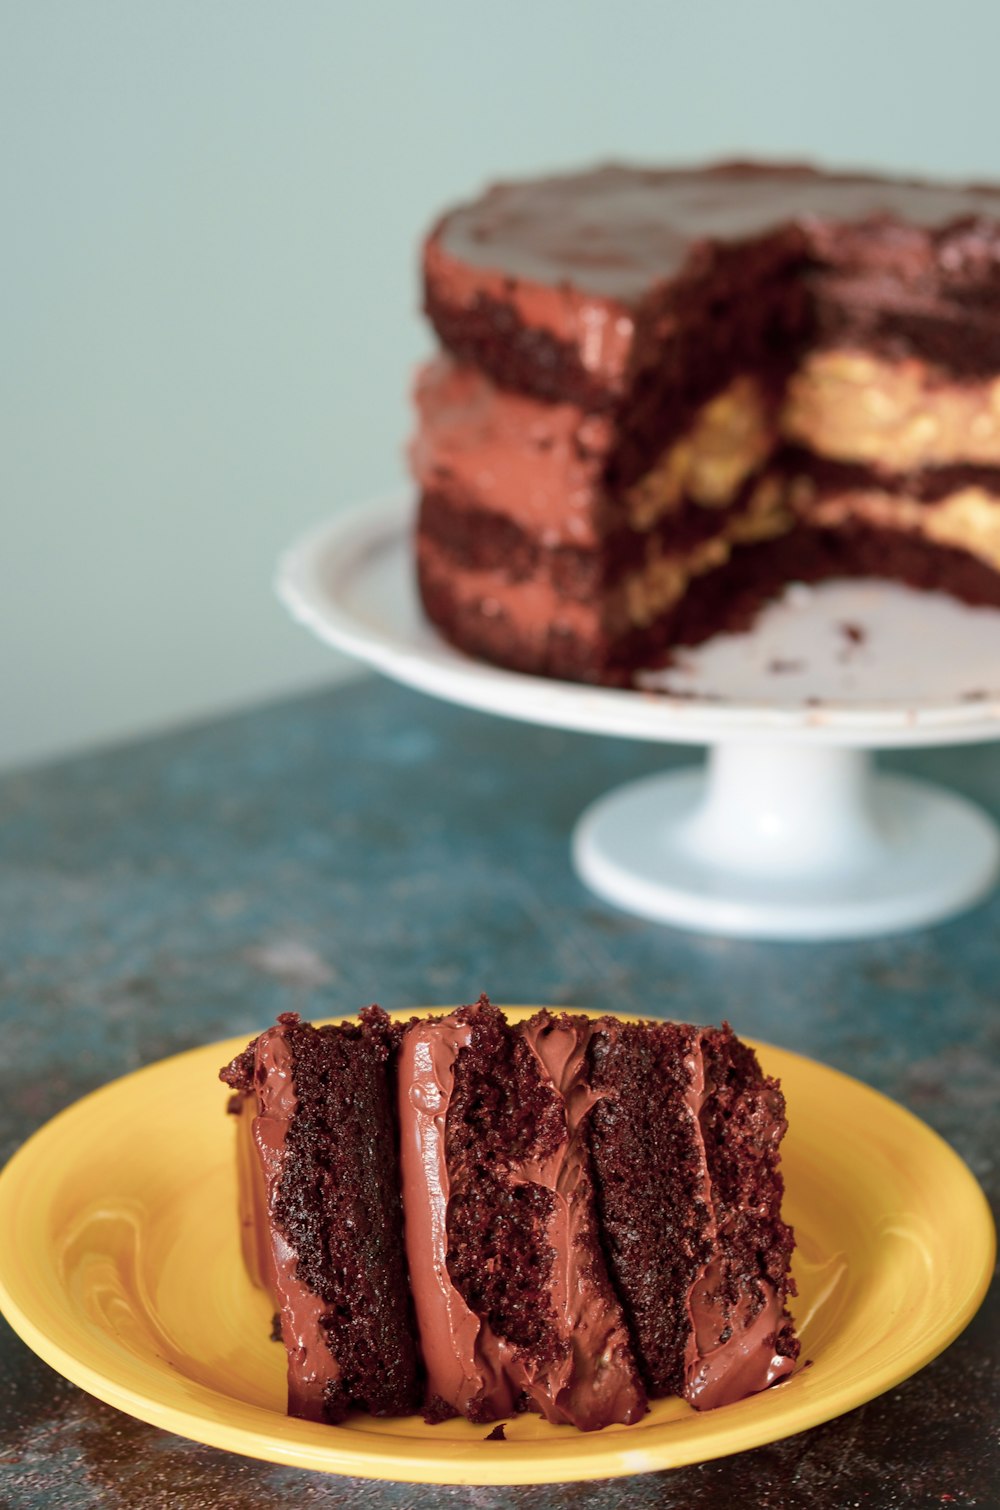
[790,478,1000,570]
[625,376,777,528]
[782,349,1000,470]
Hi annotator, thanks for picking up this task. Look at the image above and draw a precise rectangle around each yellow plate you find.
[0,1008,993,1485]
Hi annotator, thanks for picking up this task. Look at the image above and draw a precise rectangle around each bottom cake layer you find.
[418,520,1000,684]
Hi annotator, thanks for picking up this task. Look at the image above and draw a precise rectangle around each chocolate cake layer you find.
[780,449,1000,503]
[412,357,781,542]
[220,1010,420,1422]
[417,483,773,601]
[426,163,1000,408]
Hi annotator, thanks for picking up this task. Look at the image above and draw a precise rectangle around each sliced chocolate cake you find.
[412,162,1000,682]
[223,999,798,1432]
[396,998,647,1429]
[220,1008,421,1422]
[587,1018,797,1408]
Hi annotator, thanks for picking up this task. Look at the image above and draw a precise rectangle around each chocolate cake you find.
[220,1008,421,1422]
[411,163,1000,681]
[222,999,798,1431]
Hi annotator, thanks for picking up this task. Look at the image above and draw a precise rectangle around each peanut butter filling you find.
[623,352,1000,535]
[618,480,794,630]
[626,376,777,529]
[781,350,1000,470]
[791,478,1000,571]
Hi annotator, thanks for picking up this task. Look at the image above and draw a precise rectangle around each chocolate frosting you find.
[424,163,1000,399]
[682,1037,795,1409]
[249,1023,342,1421]
[232,1089,278,1299]
[432,162,1000,308]
[398,1014,531,1418]
[512,1014,646,1428]
[397,1009,646,1429]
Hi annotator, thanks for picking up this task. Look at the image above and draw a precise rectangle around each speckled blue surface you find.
[1,676,997,1508]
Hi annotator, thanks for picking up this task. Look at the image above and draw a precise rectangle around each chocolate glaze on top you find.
[424,163,1000,408]
[432,162,1000,307]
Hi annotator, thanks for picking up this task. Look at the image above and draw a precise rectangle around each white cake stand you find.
[276,492,1000,941]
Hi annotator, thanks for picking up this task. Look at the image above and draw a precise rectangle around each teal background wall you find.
[3,0,998,768]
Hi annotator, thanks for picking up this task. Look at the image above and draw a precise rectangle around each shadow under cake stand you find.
[277,493,1000,941]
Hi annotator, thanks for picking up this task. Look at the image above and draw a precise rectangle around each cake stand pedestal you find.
[572,743,998,940]
[277,493,1000,942]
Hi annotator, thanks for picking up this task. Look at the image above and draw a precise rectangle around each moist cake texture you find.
[412,162,1000,681]
[220,1008,421,1422]
[222,999,798,1431]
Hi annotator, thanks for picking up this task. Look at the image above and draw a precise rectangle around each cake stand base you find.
[572,745,1000,941]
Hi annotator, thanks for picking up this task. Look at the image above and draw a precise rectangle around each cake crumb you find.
[767,658,803,674]
[485,1423,507,1441]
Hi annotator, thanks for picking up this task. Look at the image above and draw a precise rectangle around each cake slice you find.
[220,1008,421,1421]
[586,1018,798,1407]
[396,997,647,1429]
[223,999,799,1431]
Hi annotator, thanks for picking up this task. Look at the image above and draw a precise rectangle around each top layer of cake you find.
[425,162,1000,406]
[432,162,1000,301]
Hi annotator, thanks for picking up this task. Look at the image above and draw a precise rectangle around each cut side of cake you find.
[412,163,1000,682]
[587,1018,797,1407]
[396,998,647,1428]
[222,999,798,1431]
[220,1008,421,1422]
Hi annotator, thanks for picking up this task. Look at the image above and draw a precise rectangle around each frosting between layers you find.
[417,480,793,640]
[250,1024,341,1421]
[626,377,777,526]
[397,1016,523,1420]
[791,482,1000,570]
[514,1016,646,1428]
[410,358,610,545]
[681,1038,795,1409]
[783,350,1000,469]
[397,1011,645,1429]
[413,351,1000,551]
